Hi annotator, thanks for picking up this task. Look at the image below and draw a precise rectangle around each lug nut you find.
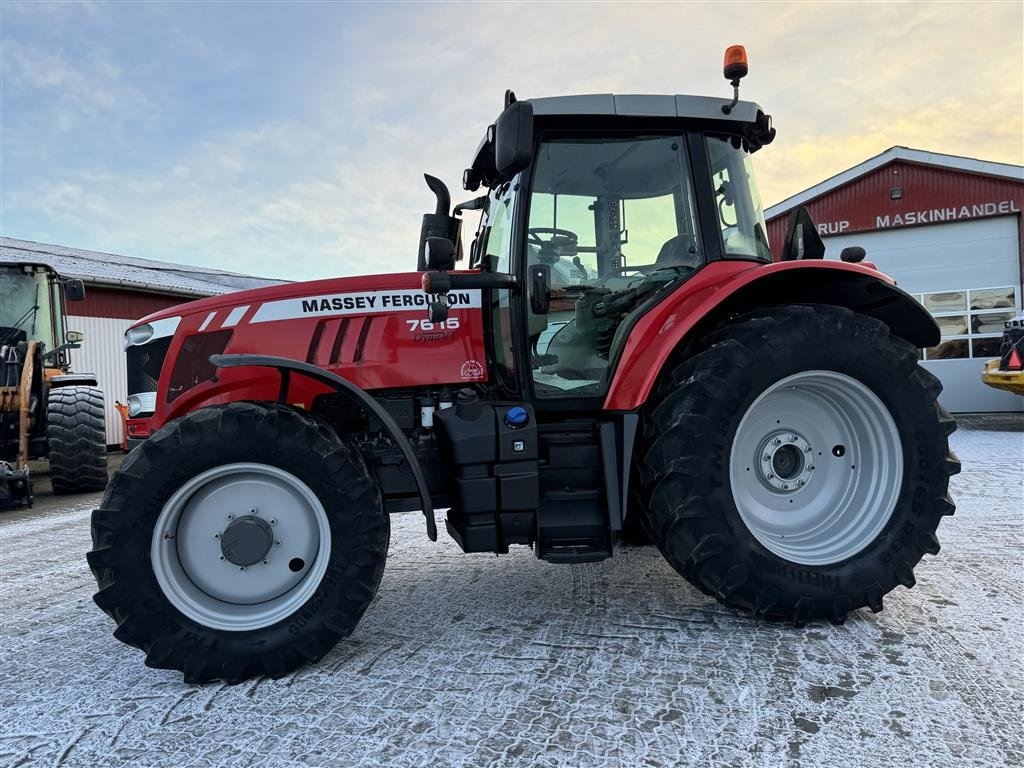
[773,438,782,446]
[263,560,270,566]
[274,540,281,547]
[782,483,789,489]
[219,554,225,560]
[790,435,799,442]
[213,533,221,540]
[805,446,813,453]
[763,454,771,461]
[270,519,277,525]
[239,566,246,572]
[227,513,234,520]
[767,473,775,480]
[249,507,256,515]
[808,465,816,471]
[798,480,806,487]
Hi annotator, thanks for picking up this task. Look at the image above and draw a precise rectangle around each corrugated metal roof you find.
[766,146,1024,219]
[0,237,286,298]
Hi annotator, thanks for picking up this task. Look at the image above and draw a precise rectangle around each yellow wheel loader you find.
[1,262,108,509]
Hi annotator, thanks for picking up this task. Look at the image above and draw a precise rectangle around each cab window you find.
[524,135,703,397]
[705,135,772,261]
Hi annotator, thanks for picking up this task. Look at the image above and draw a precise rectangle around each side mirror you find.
[66,330,85,344]
[529,264,550,315]
[494,100,534,179]
[424,237,456,271]
[64,279,86,301]
[840,246,866,263]
[780,206,825,261]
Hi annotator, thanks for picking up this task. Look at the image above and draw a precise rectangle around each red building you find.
[765,147,1023,413]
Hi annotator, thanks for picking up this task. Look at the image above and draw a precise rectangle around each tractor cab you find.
[421,52,776,407]
[0,262,86,371]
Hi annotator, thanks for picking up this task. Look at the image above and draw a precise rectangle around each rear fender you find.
[604,260,939,410]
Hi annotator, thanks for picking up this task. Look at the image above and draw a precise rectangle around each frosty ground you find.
[1,420,1021,768]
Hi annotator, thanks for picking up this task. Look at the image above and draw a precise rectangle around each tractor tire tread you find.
[637,304,956,625]
[46,386,108,494]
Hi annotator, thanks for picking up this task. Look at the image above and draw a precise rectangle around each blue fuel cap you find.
[504,406,529,429]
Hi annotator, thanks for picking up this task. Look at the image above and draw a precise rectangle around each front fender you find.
[604,260,939,410]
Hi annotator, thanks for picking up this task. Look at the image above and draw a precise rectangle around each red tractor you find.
[89,49,958,683]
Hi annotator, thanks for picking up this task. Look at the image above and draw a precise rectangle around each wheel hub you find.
[220,516,274,566]
[151,463,330,631]
[728,370,903,566]
[756,431,814,493]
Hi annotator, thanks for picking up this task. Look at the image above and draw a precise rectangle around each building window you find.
[915,286,1020,361]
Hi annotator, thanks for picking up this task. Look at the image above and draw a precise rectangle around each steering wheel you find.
[527,228,578,264]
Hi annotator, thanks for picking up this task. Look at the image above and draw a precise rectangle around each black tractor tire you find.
[88,401,389,683]
[638,304,959,626]
[47,385,108,494]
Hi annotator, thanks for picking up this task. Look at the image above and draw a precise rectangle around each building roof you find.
[0,237,286,298]
[528,94,764,124]
[765,146,1024,221]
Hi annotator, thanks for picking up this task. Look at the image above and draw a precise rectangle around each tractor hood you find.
[123,268,487,419]
[130,272,439,330]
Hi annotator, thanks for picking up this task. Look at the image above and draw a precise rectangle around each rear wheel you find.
[88,401,388,683]
[47,385,108,494]
[639,305,959,625]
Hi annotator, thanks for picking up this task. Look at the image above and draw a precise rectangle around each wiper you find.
[0,303,38,346]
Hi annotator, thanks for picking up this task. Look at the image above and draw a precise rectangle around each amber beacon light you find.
[721,45,749,114]
[723,45,749,81]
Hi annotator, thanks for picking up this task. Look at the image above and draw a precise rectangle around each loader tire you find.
[88,401,389,683]
[47,385,108,494]
[639,305,959,626]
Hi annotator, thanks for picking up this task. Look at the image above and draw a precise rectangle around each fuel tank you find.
[126,272,488,431]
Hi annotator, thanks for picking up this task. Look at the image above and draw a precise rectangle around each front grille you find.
[126,337,172,395]
[166,330,233,404]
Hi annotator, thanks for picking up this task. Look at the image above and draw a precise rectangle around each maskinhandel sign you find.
[816,199,1021,235]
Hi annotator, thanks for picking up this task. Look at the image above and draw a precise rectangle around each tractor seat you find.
[655,234,700,269]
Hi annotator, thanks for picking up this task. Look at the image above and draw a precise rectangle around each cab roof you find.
[527,93,764,125]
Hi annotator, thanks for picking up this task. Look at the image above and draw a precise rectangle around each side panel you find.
[145,273,487,429]
[603,259,931,410]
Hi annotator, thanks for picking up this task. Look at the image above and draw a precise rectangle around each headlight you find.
[124,316,181,349]
[125,324,154,348]
[127,392,157,417]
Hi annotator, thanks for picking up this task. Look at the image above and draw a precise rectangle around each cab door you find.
[516,133,709,409]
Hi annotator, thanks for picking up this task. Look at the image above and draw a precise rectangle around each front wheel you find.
[88,402,389,683]
[639,305,959,625]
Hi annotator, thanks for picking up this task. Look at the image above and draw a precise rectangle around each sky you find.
[2,1,1022,282]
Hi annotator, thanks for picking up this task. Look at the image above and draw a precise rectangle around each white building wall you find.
[66,315,132,446]
[821,216,1023,413]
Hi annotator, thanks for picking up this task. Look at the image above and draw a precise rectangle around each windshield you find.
[526,135,704,292]
[705,135,772,261]
[0,267,57,349]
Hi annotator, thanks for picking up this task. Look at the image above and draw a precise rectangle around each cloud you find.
[1,2,1021,281]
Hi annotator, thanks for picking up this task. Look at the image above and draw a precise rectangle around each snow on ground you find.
[1,425,1021,767]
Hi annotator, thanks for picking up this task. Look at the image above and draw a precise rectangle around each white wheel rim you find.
[151,463,331,631]
[728,370,903,566]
